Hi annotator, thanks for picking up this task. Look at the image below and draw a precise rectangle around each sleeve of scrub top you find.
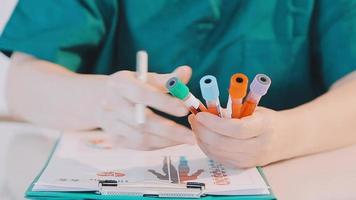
[313,0,356,88]
[0,0,106,72]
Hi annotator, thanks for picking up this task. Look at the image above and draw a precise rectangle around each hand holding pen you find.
[98,51,194,150]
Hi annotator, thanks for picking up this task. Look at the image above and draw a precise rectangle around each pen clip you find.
[98,180,205,198]
[98,180,118,187]
[186,182,206,189]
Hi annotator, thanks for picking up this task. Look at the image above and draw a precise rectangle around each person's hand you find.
[98,66,195,150]
[188,107,295,168]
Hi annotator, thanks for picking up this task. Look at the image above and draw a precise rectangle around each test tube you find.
[226,73,249,118]
[166,77,207,114]
[240,74,271,118]
[199,75,222,117]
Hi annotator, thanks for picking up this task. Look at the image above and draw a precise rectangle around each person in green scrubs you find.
[0,0,355,167]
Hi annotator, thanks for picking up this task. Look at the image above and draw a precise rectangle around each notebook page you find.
[33,131,269,195]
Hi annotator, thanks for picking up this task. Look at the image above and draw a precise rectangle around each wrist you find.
[7,67,109,129]
[279,106,316,159]
[5,52,110,130]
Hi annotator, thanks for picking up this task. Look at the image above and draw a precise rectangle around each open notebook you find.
[28,132,274,199]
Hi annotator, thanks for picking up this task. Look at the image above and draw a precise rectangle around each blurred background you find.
[0,1,29,199]
[0,0,17,183]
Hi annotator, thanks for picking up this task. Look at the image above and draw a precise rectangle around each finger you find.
[195,139,258,168]
[147,66,192,91]
[189,115,257,151]
[98,99,142,140]
[141,133,181,149]
[106,103,194,145]
[103,119,179,150]
[100,97,134,126]
[102,97,144,127]
[102,93,134,112]
[197,139,257,162]
[144,112,195,145]
[111,74,188,117]
[195,112,263,139]
[100,109,143,140]
[102,101,193,145]
[194,138,247,168]
[101,101,185,149]
[195,140,231,165]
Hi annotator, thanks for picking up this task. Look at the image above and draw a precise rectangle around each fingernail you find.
[175,65,190,73]
[187,114,194,123]
[174,66,191,82]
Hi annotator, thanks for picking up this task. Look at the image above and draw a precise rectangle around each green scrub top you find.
[0,0,355,113]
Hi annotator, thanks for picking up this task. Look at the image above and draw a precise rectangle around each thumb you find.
[148,65,192,91]
[172,65,192,84]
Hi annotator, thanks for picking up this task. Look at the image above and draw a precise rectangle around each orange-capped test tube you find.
[240,74,271,118]
[226,73,248,118]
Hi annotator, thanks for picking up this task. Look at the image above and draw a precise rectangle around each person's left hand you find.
[188,107,296,168]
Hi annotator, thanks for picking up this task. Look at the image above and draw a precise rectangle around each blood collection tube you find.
[240,74,271,118]
[226,73,248,118]
[199,75,222,117]
[166,77,207,114]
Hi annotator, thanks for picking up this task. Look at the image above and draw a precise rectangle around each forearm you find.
[6,52,107,130]
[284,72,356,157]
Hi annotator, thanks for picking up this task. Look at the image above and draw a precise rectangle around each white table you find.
[1,122,355,199]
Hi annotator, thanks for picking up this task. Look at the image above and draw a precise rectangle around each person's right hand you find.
[98,66,195,150]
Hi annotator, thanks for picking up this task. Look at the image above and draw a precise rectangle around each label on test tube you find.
[227,73,248,118]
[166,77,207,114]
[240,74,271,118]
[200,75,222,117]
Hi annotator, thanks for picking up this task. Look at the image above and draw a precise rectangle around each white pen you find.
[135,50,148,125]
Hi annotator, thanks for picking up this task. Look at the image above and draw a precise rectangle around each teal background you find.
[0,0,355,124]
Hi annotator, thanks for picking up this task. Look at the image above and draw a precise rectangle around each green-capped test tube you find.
[166,77,207,114]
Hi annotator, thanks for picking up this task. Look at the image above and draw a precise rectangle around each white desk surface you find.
[1,122,355,200]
